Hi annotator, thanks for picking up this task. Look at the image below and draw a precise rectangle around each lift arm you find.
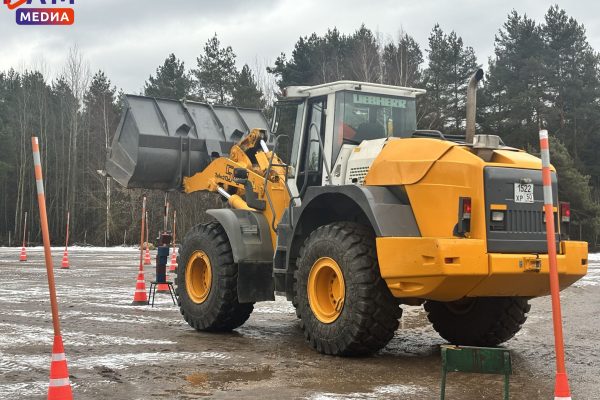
[182,129,290,246]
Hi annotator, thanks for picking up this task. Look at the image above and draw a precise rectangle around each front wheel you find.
[176,222,253,331]
[294,222,402,356]
[424,297,530,346]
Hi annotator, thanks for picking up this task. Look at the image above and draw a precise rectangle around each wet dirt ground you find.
[0,247,598,399]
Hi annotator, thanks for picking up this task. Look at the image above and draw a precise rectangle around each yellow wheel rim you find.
[308,257,345,323]
[185,250,212,304]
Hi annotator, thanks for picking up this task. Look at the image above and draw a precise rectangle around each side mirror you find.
[271,104,280,134]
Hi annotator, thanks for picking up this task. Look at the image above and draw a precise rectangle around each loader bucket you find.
[106,94,270,191]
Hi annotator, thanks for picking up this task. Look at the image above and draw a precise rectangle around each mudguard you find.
[206,209,274,263]
[207,208,275,303]
[291,185,420,237]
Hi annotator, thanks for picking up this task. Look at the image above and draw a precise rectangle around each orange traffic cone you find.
[554,372,571,399]
[61,249,70,269]
[168,249,177,272]
[144,245,151,265]
[48,335,73,400]
[19,246,27,262]
[132,270,148,305]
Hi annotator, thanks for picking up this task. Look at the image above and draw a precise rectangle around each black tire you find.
[424,297,530,346]
[176,222,253,331]
[294,222,402,356]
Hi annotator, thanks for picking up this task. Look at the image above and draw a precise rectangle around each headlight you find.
[491,211,505,222]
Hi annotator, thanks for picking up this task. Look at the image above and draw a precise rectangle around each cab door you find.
[296,96,327,196]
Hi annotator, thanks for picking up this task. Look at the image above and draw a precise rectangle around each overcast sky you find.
[2,0,600,93]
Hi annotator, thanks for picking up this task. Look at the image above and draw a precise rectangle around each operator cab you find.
[270,81,426,198]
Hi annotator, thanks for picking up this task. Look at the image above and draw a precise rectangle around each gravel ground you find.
[1,247,598,399]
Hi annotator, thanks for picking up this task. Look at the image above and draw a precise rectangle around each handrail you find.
[411,130,445,139]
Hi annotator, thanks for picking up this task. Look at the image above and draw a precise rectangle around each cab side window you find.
[307,101,324,172]
[272,101,305,167]
[297,97,326,193]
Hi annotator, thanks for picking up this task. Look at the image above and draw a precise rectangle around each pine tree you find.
[482,11,546,148]
[268,31,339,88]
[542,6,600,163]
[268,27,381,89]
[83,71,120,244]
[382,32,423,87]
[346,25,381,82]
[193,34,238,104]
[144,53,193,100]
[549,138,600,245]
[232,64,265,109]
[422,24,479,133]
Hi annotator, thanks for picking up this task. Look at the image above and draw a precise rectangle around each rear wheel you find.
[294,222,402,356]
[176,222,253,331]
[424,297,530,346]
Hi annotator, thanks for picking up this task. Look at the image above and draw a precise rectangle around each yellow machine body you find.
[182,132,588,302]
[365,138,588,301]
[156,97,592,311]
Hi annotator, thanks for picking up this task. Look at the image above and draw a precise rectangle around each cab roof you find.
[282,80,426,99]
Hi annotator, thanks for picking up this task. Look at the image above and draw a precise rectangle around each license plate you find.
[514,183,534,203]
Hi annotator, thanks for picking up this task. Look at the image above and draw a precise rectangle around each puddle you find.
[186,365,273,389]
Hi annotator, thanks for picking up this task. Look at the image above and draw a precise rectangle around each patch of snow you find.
[78,314,175,325]
[574,256,600,287]
[0,381,48,398]
[0,246,139,252]
[254,296,295,314]
[309,384,426,399]
[74,351,229,370]
[0,323,175,349]
[0,351,229,375]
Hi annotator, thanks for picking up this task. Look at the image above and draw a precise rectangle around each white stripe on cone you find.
[33,152,42,166]
[543,186,553,203]
[35,179,45,195]
[51,353,66,362]
[49,377,70,387]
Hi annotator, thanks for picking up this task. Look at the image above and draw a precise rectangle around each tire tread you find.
[424,297,530,346]
[295,222,401,356]
[176,222,253,332]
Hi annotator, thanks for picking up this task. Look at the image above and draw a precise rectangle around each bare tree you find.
[348,26,381,83]
[252,56,278,108]
[62,45,90,239]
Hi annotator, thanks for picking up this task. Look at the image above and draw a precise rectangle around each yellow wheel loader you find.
[107,70,588,356]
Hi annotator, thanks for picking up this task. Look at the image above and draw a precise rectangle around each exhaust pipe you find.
[465,69,484,144]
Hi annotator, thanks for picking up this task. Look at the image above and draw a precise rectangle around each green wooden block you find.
[440,345,511,400]
[442,345,511,374]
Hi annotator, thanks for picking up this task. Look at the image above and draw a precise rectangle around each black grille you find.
[506,209,544,233]
[484,167,559,253]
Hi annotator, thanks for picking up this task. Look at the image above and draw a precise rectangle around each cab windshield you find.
[333,91,417,161]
